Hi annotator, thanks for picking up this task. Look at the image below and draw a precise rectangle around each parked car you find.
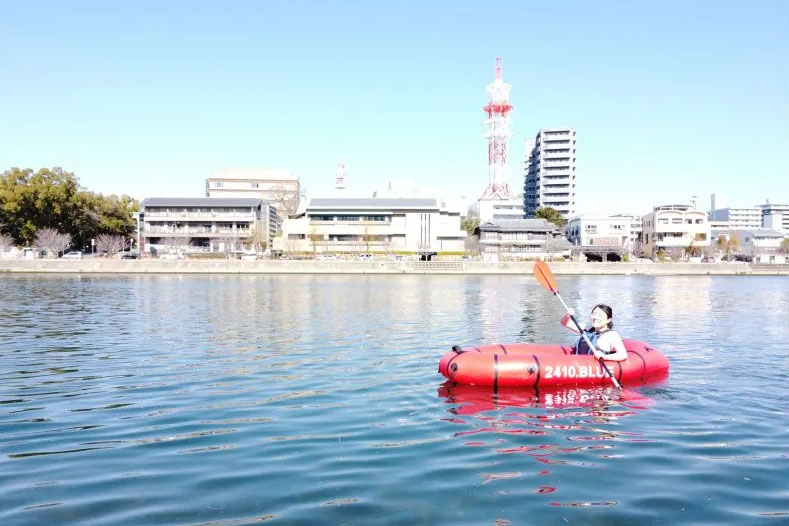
[62,251,83,260]
[121,251,141,259]
[358,253,373,261]
[701,256,716,263]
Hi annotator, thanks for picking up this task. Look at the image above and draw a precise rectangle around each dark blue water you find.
[1,274,787,525]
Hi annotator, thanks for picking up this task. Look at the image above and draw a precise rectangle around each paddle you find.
[533,260,623,390]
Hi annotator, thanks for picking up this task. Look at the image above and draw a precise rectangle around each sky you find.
[1,0,786,215]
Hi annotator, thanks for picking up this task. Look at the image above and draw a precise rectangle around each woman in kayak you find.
[561,304,628,361]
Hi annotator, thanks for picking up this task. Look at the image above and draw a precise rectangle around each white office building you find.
[138,197,277,255]
[274,197,466,255]
[758,202,789,234]
[709,207,762,229]
[523,128,576,219]
[640,204,710,259]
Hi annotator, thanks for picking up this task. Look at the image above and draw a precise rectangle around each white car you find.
[62,251,83,260]
[358,253,373,261]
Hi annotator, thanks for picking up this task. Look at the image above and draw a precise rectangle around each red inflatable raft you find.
[438,339,669,388]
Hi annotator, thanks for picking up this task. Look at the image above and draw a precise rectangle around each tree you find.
[728,235,739,255]
[0,167,139,246]
[33,227,72,257]
[269,183,301,217]
[780,238,789,254]
[246,226,266,253]
[464,234,481,256]
[460,217,480,236]
[0,233,13,253]
[308,226,323,256]
[95,234,129,256]
[535,207,566,228]
[160,237,191,253]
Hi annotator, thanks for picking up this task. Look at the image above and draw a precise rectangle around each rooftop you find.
[479,218,558,232]
[308,198,439,209]
[208,168,298,181]
[142,197,264,207]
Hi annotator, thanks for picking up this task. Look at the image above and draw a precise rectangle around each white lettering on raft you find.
[544,364,605,379]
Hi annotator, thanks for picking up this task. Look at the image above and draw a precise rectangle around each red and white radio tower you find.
[480,57,513,200]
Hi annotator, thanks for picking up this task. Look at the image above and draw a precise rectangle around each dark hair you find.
[592,304,614,329]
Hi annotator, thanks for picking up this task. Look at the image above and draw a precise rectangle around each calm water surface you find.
[1,274,788,525]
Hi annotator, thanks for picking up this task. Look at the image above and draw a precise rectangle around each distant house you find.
[478,218,571,261]
[721,228,787,263]
[138,197,277,254]
[565,214,642,260]
[640,205,710,259]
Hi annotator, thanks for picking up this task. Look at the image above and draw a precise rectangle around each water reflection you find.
[437,379,666,505]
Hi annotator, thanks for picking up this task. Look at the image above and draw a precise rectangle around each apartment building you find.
[709,207,762,229]
[640,205,710,259]
[523,128,576,219]
[274,197,466,255]
[138,197,277,254]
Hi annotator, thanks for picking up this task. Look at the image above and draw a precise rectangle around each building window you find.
[250,182,259,188]
[215,181,223,188]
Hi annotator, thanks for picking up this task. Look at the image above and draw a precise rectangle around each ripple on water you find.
[1,274,788,526]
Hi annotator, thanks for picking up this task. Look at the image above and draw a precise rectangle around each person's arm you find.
[561,308,581,334]
[598,331,628,361]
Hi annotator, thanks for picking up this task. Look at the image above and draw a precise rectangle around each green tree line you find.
[0,167,139,249]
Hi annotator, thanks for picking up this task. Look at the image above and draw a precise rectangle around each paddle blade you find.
[533,261,558,293]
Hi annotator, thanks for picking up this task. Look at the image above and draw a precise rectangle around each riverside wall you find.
[1,259,787,275]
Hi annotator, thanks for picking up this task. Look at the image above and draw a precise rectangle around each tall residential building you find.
[523,128,576,219]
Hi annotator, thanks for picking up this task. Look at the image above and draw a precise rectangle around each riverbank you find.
[1,259,788,275]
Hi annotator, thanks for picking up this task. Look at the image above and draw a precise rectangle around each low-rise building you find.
[640,204,710,259]
[726,228,786,260]
[565,214,641,258]
[473,198,525,223]
[273,197,466,255]
[478,218,571,261]
[139,197,277,254]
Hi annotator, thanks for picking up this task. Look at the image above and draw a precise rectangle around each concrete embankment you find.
[1,259,787,275]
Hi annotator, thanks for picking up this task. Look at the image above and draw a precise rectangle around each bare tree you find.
[247,226,266,253]
[308,226,323,257]
[34,228,72,258]
[464,234,481,257]
[214,235,237,258]
[269,183,301,217]
[0,233,13,254]
[160,237,192,254]
[95,234,129,257]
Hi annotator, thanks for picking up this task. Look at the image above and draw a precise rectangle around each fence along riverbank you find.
[1,260,787,275]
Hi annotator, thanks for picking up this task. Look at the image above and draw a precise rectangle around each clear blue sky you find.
[1,0,786,214]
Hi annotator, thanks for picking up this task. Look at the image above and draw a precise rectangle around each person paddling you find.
[561,304,628,361]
